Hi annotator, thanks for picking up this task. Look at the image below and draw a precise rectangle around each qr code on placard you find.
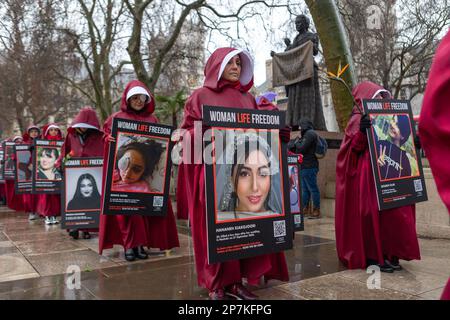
[414,179,423,192]
[294,214,301,224]
[153,196,164,207]
[273,221,286,237]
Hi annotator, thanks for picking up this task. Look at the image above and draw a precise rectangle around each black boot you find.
[125,248,136,262]
[367,259,394,273]
[82,231,91,239]
[133,246,148,260]
[69,230,79,240]
[385,257,402,271]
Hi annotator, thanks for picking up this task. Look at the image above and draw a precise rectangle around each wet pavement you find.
[0,205,448,300]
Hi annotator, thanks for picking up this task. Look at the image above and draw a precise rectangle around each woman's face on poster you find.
[388,116,402,142]
[234,149,271,213]
[80,178,93,198]
[118,149,145,184]
[40,151,56,170]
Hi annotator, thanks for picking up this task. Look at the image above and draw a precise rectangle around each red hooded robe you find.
[22,125,40,214]
[60,107,104,232]
[419,31,450,300]
[0,143,4,201]
[4,137,25,212]
[36,124,64,217]
[335,81,420,269]
[177,47,289,291]
[99,80,180,253]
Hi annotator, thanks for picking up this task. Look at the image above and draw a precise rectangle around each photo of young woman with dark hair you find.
[289,165,300,213]
[217,132,283,221]
[373,114,419,180]
[37,147,61,180]
[17,150,32,181]
[67,173,101,211]
[112,136,166,193]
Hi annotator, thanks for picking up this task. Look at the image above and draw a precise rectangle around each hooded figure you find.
[256,92,278,111]
[99,80,180,260]
[22,125,41,220]
[60,107,104,238]
[177,47,289,300]
[418,31,450,300]
[61,106,104,158]
[3,137,25,212]
[36,124,64,225]
[335,81,420,271]
[0,143,5,204]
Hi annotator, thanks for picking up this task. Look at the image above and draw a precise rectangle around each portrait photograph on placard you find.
[103,118,173,216]
[4,144,15,172]
[203,105,293,264]
[287,155,303,232]
[215,129,284,223]
[16,148,32,182]
[65,167,102,211]
[371,113,420,181]
[32,139,64,194]
[0,148,4,181]
[363,99,427,210]
[36,146,62,181]
[111,133,168,194]
[62,158,103,230]
[289,165,300,214]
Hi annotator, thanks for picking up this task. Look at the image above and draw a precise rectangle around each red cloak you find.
[61,107,104,158]
[36,124,64,217]
[0,143,4,202]
[0,182,5,203]
[99,80,179,253]
[3,138,25,212]
[419,31,450,300]
[177,47,289,291]
[335,81,420,269]
[22,125,40,214]
[60,107,104,232]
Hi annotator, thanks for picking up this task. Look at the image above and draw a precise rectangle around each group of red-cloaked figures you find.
[1,34,449,300]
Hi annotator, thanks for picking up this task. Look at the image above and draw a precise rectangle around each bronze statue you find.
[272,15,327,131]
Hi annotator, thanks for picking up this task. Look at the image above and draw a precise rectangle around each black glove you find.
[29,145,35,153]
[414,135,421,150]
[359,114,371,134]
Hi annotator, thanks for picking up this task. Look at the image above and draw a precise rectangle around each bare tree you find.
[0,0,81,136]
[124,0,302,92]
[338,0,449,99]
[58,0,130,121]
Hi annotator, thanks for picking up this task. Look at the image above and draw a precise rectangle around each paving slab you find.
[0,253,39,283]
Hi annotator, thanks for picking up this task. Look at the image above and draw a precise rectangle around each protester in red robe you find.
[22,125,41,220]
[99,80,179,262]
[36,124,64,225]
[59,106,104,239]
[256,92,278,111]
[335,81,420,272]
[4,136,25,212]
[418,30,450,300]
[0,140,6,204]
[177,47,289,300]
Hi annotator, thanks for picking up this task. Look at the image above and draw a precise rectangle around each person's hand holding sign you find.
[377,144,387,167]
[106,134,116,143]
